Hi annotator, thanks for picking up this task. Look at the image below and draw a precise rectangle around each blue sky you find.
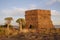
[0,0,60,25]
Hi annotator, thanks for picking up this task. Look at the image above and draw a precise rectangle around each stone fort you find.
[25,9,54,30]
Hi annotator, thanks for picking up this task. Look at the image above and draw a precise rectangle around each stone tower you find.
[25,9,54,29]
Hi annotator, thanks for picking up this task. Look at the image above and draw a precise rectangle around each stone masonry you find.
[25,9,54,30]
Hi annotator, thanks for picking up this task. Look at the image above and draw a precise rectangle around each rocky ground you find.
[0,32,60,40]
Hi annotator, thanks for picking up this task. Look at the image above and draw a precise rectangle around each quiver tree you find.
[4,17,13,37]
[16,18,26,32]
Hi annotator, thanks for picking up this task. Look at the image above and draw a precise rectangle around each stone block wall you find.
[25,9,54,30]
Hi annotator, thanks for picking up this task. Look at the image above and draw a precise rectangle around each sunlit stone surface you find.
[25,9,54,30]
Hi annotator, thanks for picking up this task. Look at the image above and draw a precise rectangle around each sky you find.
[0,0,60,25]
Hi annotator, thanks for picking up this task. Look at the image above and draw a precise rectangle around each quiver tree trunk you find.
[19,22,22,32]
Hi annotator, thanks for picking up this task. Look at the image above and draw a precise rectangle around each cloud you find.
[29,4,37,9]
[57,0,60,2]
[46,0,56,5]
[51,10,60,25]
[46,0,60,5]
[51,10,60,15]
[1,7,27,17]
